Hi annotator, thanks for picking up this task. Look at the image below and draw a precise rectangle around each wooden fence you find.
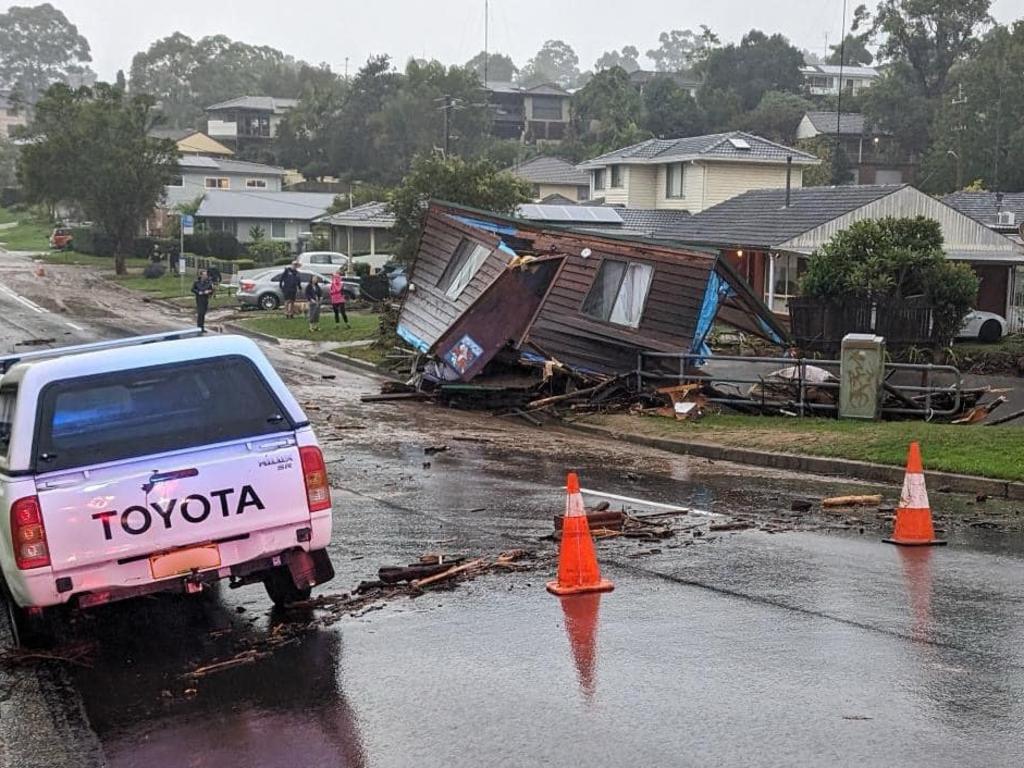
[789,296,934,355]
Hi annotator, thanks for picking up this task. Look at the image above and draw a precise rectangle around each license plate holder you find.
[149,543,221,579]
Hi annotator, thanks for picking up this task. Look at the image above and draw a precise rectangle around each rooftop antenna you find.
[483,0,490,83]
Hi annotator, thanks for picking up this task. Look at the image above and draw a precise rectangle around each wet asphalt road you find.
[1,251,1024,767]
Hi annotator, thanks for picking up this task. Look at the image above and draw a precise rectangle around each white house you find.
[165,157,286,208]
[578,131,820,214]
[205,96,298,143]
[800,65,880,96]
[196,190,336,253]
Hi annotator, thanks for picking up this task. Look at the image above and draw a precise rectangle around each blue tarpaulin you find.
[450,215,518,237]
[689,271,737,360]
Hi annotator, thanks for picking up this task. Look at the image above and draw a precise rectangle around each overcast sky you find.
[31,0,1024,80]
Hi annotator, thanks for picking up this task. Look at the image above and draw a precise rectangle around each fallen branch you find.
[412,558,486,589]
[822,494,883,508]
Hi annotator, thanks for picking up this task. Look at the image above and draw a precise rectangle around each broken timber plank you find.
[411,558,486,589]
[821,494,883,508]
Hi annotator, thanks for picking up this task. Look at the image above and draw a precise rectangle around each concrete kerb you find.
[220,321,281,345]
[317,350,401,380]
[568,422,1024,501]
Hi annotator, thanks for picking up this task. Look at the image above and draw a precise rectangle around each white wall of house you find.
[204,217,309,252]
[533,183,589,202]
[702,163,803,211]
[655,162,704,211]
[593,165,630,205]
[627,166,658,208]
[207,119,237,139]
[166,171,283,207]
[795,116,819,141]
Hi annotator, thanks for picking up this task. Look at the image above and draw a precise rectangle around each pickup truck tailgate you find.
[36,436,309,571]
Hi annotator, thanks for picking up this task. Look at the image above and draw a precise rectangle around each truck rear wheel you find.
[263,566,312,607]
[2,589,58,648]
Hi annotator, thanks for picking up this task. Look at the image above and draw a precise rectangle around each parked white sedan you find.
[959,310,1007,343]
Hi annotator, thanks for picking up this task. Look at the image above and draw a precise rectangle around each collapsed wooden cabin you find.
[396,201,788,385]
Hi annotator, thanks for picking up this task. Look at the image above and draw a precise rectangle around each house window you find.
[209,219,236,236]
[439,239,491,300]
[245,178,268,189]
[205,177,230,189]
[271,220,286,238]
[582,259,655,329]
[578,185,590,201]
[531,183,541,198]
[531,95,563,120]
[168,175,184,188]
[769,253,805,313]
[593,169,606,191]
[610,164,623,188]
[666,163,685,198]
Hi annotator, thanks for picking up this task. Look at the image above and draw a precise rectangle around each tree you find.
[0,3,92,105]
[827,34,874,65]
[801,217,977,345]
[129,33,305,129]
[569,67,649,155]
[0,137,18,188]
[870,0,992,98]
[861,64,934,159]
[646,27,719,71]
[698,30,805,112]
[595,46,640,73]
[19,84,179,274]
[918,22,1024,193]
[735,91,815,144]
[275,66,348,180]
[642,76,705,138]
[389,153,531,262]
[465,51,517,82]
[519,40,580,88]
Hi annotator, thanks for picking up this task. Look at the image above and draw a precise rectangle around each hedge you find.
[184,231,241,258]
[71,227,116,257]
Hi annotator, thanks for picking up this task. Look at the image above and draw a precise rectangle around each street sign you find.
[182,214,195,236]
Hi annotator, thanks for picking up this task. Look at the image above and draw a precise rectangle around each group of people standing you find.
[278,261,350,332]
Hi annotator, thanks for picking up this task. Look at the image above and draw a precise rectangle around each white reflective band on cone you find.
[565,492,585,518]
[899,472,930,510]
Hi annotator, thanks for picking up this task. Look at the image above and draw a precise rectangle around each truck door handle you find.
[36,474,87,491]
[143,468,198,493]
[249,437,295,452]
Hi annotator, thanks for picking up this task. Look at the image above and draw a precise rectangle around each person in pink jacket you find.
[329,269,350,328]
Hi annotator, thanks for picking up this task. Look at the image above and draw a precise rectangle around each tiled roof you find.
[205,96,298,113]
[579,131,819,168]
[942,191,1024,230]
[508,156,589,185]
[616,208,693,239]
[215,158,285,175]
[198,190,336,220]
[801,64,879,78]
[317,201,395,228]
[671,185,905,247]
[803,111,867,136]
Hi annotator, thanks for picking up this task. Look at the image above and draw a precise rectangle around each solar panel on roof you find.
[517,204,624,225]
[729,137,751,150]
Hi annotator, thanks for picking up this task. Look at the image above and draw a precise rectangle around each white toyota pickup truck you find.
[0,330,334,641]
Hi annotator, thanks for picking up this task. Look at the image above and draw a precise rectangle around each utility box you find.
[839,333,885,420]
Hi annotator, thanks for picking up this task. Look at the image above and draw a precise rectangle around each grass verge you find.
[334,344,387,366]
[37,251,151,270]
[237,311,378,343]
[0,207,53,252]
[584,412,1024,482]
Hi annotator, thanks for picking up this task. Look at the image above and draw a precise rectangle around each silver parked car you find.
[236,269,360,311]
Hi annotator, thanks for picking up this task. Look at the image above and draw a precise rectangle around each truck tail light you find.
[299,446,331,512]
[11,496,50,570]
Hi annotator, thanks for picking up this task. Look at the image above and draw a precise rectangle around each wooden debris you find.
[188,649,271,678]
[822,494,883,508]
[412,558,487,589]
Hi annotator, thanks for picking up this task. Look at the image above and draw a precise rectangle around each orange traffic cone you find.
[547,472,614,596]
[883,442,946,546]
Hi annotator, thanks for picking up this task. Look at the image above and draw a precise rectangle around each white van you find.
[0,331,334,642]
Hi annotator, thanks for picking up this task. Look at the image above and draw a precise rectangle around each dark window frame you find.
[32,355,295,474]
[580,256,656,330]
[437,238,492,300]
[665,162,685,199]
[593,169,606,191]
[610,164,623,188]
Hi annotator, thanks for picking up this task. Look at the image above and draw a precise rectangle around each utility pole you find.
[835,0,848,184]
[443,95,453,157]
[951,83,967,190]
[483,0,489,83]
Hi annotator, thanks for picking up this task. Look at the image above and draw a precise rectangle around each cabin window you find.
[582,259,654,329]
[610,164,623,188]
[666,163,684,198]
[440,239,491,300]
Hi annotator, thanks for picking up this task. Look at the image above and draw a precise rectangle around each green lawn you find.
[238,312,379,343]
[587,413,1024,481]
[0,207,53,252]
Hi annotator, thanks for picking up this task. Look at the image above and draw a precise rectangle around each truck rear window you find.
[35,356,294,472]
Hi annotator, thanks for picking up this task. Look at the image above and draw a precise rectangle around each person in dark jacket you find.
[305,274,324,332]
[278,262,302,318]
[191,269,214,332]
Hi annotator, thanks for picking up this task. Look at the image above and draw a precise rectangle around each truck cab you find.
[0,331,334,642]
